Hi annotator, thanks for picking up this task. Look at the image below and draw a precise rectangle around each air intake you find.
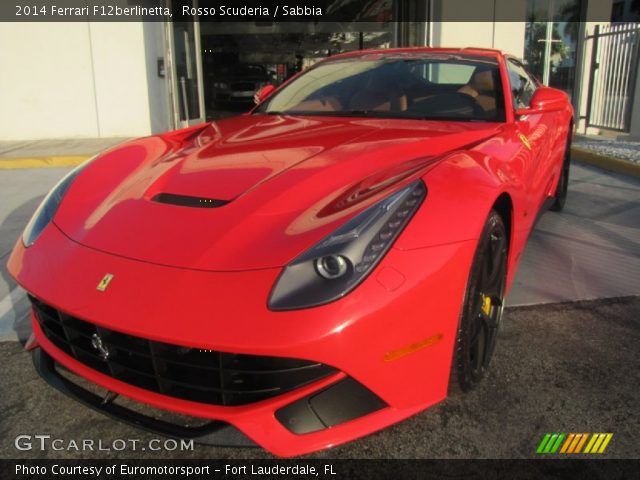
[152,193,229,208]
[31,296,338,407]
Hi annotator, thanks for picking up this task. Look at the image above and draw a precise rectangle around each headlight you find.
[269,180,427,310]
[22,160,92,247]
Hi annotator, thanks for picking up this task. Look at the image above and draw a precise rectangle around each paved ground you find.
[0,167,76,342]
[0,139,128,159]
[507,160,640,305]
[1,296,638,459]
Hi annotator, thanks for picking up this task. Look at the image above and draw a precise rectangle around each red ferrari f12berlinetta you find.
[8,47,573,456]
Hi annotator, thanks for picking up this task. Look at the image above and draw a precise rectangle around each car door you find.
[506,58,558,215]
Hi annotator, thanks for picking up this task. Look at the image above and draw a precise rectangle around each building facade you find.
[4,0,636,142]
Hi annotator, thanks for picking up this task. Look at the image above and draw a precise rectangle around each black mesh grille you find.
[31,296,337,406]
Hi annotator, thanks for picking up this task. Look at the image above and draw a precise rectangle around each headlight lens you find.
[315,255,348,279]
[269,180,427,310]
[22,160,91,247]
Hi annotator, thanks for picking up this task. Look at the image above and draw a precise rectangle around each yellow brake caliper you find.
[481,294,492,316]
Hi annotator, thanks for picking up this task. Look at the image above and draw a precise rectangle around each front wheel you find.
[449,210,508,393]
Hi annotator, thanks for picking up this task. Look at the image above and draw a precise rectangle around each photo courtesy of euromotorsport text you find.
[0,1,639,479]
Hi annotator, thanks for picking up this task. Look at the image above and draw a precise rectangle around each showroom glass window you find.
[507,59,538,109]
[523,0,583,98]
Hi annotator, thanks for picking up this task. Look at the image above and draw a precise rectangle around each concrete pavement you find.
[0,138,129,158]
[0,167,73,341]
[0,138,129,169]
[507,160,640,305]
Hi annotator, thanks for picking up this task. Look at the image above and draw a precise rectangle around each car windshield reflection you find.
[254,54,506,122]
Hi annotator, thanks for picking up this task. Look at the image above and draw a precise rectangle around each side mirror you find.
[514,87,568,117]
[254,84,276,105]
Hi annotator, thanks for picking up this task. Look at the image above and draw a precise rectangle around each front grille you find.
[31,296,337,406]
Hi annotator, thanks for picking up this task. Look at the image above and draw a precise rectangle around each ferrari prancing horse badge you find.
[97,273,114,292]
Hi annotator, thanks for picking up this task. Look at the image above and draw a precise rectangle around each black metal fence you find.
[586,23,640,132]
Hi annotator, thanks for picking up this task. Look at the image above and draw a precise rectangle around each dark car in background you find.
[210,64,272,106]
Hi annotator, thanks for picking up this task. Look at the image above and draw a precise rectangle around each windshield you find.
[254,54,505,122]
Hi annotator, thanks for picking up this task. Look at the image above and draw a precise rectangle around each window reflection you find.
[524,0,583,99]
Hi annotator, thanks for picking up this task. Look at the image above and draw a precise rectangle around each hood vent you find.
[152,193,230,208]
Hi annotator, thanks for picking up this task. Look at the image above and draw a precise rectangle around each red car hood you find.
[54,114,500,271]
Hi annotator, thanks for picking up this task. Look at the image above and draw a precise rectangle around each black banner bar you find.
[2,459,639,480]
[0,0,620,23]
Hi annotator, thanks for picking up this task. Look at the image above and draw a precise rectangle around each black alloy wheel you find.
[450,210,508,393]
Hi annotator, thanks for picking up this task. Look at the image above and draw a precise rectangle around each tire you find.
[449,210,508,394]
[550,132,571,212]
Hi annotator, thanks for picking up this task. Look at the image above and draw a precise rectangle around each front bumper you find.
[9,224,475,456]
[32,348,256,447]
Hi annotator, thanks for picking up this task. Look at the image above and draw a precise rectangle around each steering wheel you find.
[451,92,486,118]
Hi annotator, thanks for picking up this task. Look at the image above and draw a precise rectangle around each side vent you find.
[151,193,230,208]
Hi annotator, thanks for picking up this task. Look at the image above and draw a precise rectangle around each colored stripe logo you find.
[537,433,613,454]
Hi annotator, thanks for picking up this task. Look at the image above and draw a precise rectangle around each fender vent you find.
[152,193,229,208]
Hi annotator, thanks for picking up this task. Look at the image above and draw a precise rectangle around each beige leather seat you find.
[349,75,407,112]
[458,67,497,116]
